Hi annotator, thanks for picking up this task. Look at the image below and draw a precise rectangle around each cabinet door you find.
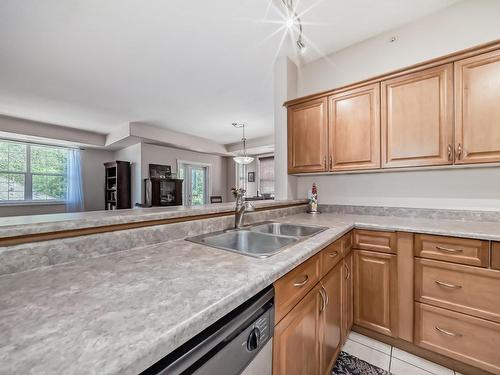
[288,98,329,173]
[273,284,322,375]
[328,83,380,171]
[354,250,398,337]
[381,64,453,168]
[455,49,500,164]
[320,263,342,375]
[342,250,354,343]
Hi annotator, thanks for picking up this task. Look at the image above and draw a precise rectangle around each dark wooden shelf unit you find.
[104,161,131,210]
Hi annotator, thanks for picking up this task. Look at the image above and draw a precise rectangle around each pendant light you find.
[232,123,254,165]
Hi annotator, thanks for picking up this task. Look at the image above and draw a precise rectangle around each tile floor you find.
[342,332,464,375]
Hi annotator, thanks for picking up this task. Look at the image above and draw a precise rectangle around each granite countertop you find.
[0,200,306,239]
[2,212,500,375]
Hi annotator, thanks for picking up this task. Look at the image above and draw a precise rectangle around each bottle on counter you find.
[307,182,320,214]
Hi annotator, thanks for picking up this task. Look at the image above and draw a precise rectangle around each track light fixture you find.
[280,0,306,53]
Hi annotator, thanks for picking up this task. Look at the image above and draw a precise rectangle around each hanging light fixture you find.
[232,123,254,165]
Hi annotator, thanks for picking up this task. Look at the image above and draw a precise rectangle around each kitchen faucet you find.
[234,190,255,228]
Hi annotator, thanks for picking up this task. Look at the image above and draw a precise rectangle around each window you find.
[235,163,247,192]
[258,156,274,196]
[0,140,69,203]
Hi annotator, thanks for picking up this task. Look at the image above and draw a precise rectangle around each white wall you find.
[297,167,500,211]
[81,148,115,211]
[298,0,500,96]
[226,157,236,202]
[141,143,229,203]
[246,159,257,197]
[289,0,500,211]
[274,56,298,200]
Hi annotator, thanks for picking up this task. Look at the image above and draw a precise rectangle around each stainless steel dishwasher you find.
[141,286,274,375]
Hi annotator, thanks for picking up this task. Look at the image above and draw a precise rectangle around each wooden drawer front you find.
[415,258,500,323]
[354,230,396,253]
[492,242,500,271]
[275,254,321,323]
[342,231,353,254]
[414,234,489,267]
[415,302,500,375]
[321,239,343,277]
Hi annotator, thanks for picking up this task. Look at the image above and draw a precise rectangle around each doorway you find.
[178,161,210,206]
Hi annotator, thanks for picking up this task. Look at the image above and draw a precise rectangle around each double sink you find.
[186,222,328,258]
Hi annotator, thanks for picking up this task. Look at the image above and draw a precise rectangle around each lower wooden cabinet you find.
[342,250,354,342]
[415,302,500,375]
[273,233,354,375]
[353,249,398,337]
[273,283,322,375]
[320,262,343,375]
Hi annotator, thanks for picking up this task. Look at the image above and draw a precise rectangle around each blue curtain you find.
[66,149,84,212]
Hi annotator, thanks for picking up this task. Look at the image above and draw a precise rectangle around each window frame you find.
[257,154,275,196]
[0,139,69,205]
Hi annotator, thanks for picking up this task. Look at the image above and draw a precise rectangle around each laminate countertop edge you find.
[0,200,308,242]
[2,212,500,375]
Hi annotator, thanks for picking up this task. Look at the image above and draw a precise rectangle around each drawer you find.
[415,302,500,375]
[415,258,500,323]
[414,234,489,267]
[353,229,396,254]
[320,239,343,277]
[492,242,500,271]
[342,231,353,254]
[274,254,321,323]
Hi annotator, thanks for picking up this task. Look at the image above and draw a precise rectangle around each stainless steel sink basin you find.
[249,222,326,237]
[186,222,328,258]
[187,230,298,258]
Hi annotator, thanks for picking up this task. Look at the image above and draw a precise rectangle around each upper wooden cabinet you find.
[288,97,328,173]
[329,83,381,171]
[286,42,500,174]
[381,64,454,168]
[455,49,500,164]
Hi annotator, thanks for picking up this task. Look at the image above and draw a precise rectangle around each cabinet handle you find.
[329,156,333,169]
[457,143,463,160]
[329,251,339,258]
[344,263,350,280]
[293,275,309,288]
[435,246,463,253]
[319,288,327,312]
[435,326,462,337]
[322,286,329,307]
[447,144,453,161]
[324,156,327,168]
[435,280,462,289]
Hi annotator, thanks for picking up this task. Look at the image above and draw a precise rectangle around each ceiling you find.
[0,0,459,145]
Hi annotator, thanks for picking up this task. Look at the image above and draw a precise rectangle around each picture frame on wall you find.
[248,172,255,182]
[149,164,171,179]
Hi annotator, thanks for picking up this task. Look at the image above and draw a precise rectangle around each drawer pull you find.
[293,275,309,288]
[319,288,327,312]
[329,251,339,258]
[435,246,463,253]
[321,285,329,307]
[435,280,462,289]
[344,263,350,280]
[435,326,463,337]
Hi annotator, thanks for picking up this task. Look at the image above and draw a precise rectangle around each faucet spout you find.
[234,193,255,229]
